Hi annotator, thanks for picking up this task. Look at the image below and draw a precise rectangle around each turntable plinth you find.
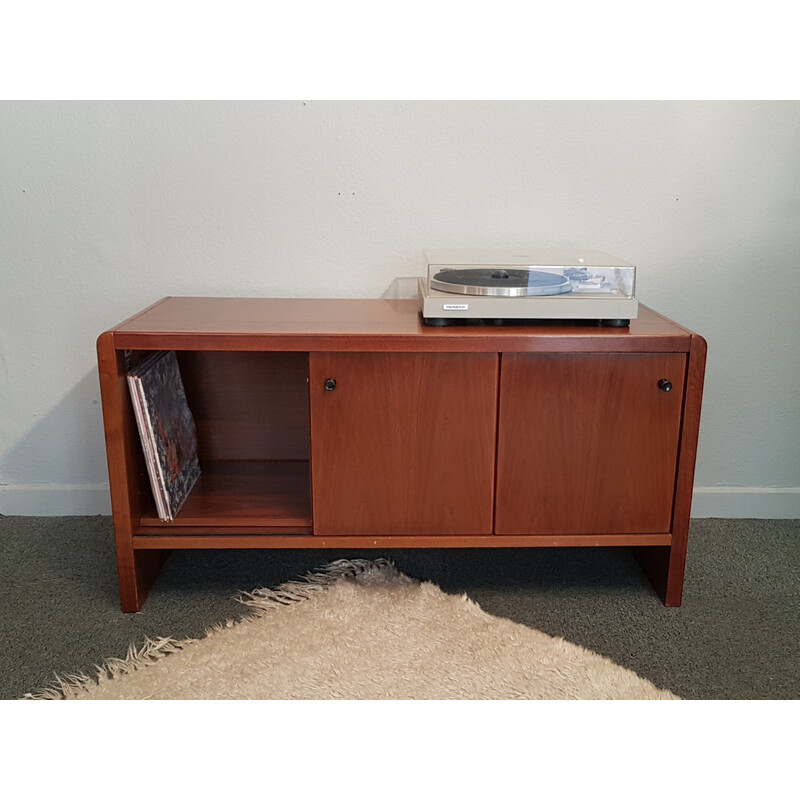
[97,298,706,611]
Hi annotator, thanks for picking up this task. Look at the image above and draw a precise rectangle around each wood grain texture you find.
[139,461,311,530]
[97,297,706,610]
[111,298,693,353]
[178,351,310,461]
[495,352,687,535]
[96,332,170,611]
[133,533,673,549]
[309,352,498,535]
[635,333,708,605]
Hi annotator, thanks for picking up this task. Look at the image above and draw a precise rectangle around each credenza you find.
[97,297,706,611]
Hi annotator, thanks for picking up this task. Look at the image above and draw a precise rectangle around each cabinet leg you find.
[633,545,686,607]
[116,546,170,612]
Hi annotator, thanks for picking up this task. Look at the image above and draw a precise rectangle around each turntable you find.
[418,249,638,326]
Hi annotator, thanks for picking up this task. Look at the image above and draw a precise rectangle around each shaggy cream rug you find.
[27,559,678,700]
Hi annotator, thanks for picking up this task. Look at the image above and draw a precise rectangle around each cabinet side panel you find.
[97,332,168,611]
[96,335,153,526]
[636,333,708,605]
[495,353,686,535]
[309,352,498,535]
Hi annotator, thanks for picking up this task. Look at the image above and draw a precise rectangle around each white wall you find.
[1,101,799,517]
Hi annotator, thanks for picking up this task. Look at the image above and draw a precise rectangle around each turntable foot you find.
[423,317,459,327]
[600,319,630,327]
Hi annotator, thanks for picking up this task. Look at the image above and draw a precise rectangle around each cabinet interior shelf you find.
[138,460,312,531]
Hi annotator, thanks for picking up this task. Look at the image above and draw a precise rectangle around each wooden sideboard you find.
[97,297,706,612]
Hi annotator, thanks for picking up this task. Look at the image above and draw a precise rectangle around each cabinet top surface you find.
[106,297,700,352]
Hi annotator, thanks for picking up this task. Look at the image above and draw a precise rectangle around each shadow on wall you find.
[0,368,112,515]
[381,276,420,300]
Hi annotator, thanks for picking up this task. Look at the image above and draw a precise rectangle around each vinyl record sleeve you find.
[127,351,200,521]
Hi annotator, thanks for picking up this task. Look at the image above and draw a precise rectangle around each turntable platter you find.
[430,268,573,297]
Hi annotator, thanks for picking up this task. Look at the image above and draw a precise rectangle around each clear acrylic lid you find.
[425,249,636,299]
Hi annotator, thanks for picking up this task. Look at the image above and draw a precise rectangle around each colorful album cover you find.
[127,351,200,521]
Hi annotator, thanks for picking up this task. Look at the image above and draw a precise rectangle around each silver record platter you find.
[430,267,573,297]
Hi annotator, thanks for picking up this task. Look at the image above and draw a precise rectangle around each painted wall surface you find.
[1,101,799,516]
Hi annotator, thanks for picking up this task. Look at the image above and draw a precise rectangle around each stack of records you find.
[127,351,200,521]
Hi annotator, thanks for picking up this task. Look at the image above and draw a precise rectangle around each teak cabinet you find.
[97,297,706,612]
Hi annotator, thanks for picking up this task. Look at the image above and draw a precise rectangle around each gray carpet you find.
[1,515,797,700]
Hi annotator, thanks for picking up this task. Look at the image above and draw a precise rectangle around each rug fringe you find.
[22,635,197,700]
[22,559,401,699]
[236,558,402,614]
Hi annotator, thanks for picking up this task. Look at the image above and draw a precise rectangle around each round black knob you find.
[324,378,337,391]
[658,379,672,393]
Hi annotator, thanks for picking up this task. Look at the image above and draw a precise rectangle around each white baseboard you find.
[0,484,112,516]
[2,483,799,520]
[690,487,800,519]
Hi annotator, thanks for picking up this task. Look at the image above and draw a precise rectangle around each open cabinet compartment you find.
[135,350,312,533]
